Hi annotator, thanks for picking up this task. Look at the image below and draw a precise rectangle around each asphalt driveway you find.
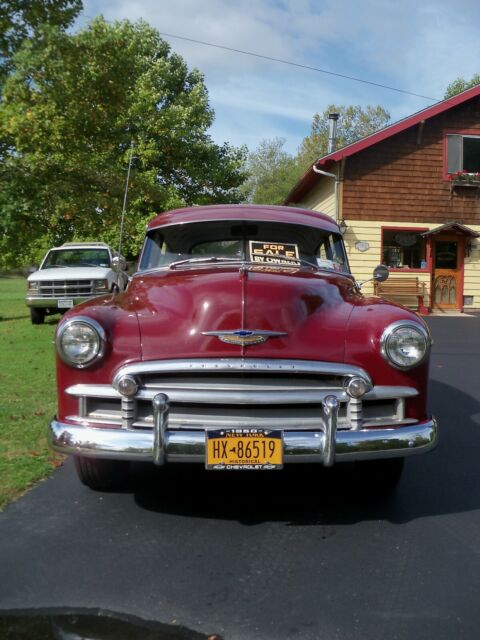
[1,316,480,639]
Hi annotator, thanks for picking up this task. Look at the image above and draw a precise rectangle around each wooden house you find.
[285,85,480,312]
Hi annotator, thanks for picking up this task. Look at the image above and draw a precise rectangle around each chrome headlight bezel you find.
[28,280,39,291]
[380,320,431,370]
[56,316,106,368]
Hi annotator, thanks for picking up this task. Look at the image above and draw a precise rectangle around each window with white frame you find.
[446,134,480,175]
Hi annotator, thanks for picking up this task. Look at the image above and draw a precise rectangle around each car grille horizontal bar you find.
[38,280,95,297]
[65,359,418,432]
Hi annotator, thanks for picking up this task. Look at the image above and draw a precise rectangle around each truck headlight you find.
[56,317,106,367]
[93,279,109,292]
[380,321,431,369]
[28,281,39,291]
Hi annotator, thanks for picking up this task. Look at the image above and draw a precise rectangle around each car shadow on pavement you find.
[131,379,480,527]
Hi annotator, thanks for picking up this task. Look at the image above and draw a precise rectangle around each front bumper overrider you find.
[49,391,438,466]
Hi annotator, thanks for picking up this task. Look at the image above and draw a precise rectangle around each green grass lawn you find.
[0,277,62,509]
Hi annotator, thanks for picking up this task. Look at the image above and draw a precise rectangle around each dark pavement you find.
[1,316,480,639]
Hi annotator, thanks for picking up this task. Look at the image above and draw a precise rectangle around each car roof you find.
[147,204,340,233]
[50,243,112,251]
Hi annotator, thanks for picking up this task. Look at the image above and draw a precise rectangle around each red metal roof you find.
[148,203,340,233]
[285,84,480,204]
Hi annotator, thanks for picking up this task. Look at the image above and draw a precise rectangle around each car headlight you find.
[93,279,109,292]
[380,321,431,369]
[28,281,39,291]
[56,317,106,368]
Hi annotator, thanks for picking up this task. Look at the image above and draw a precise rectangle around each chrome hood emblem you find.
[202,329,287,346]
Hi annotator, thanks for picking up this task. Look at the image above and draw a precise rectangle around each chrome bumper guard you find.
[49,391,438,466]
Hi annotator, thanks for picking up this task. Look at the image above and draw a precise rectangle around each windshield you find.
[41,248,111,269]
[139,220,349,274]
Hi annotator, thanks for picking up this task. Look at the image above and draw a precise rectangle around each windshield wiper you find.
[169,256,242,270]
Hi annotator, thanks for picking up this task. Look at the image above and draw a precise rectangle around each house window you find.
[382,229,427,269]
[446,134,480,174]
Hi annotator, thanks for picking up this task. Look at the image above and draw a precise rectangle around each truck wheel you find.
[30,307,45,324]
[74,456,130,491]
[355,458,404,492]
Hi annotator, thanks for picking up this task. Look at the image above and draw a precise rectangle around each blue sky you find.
[80,0,479,155]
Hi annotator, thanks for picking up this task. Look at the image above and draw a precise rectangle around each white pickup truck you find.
[26,242,128,324]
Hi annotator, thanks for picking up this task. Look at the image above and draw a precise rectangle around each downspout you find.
[312,165,339,224]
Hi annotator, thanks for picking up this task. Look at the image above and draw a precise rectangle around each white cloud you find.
[82,0,480,152]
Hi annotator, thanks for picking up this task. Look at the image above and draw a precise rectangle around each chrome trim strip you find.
[65,414,417,430]
[49,417,438,463]
[364,386,418,399]
[112,359,372,386]
[66,382,417,403]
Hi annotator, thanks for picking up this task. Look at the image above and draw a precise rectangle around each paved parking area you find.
[1,316,480,639]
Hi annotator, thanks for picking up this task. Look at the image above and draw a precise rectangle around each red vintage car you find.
[49,204,437,491]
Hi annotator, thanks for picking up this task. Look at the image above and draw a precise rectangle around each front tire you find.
[30,307,45,324]
[355,457,404,493]
[74,456,130,491]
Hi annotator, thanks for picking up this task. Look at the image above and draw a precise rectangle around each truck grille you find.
[64,359,419,432]
[38,280,94,298]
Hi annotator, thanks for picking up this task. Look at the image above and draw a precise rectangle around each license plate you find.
[206,428,283,470]
[58,299,74,309]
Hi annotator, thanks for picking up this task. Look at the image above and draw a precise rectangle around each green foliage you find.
[0,0,82,88]
[245,105,390,205]
[0,277,60,509]
[242,138,302,205]
[0,17,247,267]
[444,75,480,99]
[297,104,390,169]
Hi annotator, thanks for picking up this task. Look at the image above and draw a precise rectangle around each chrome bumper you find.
[49,412,438,466]
[26,296,95,308]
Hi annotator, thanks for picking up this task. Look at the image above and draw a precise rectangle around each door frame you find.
[429,233,465,311]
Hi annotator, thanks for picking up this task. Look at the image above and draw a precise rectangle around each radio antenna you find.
[118,140,135,257]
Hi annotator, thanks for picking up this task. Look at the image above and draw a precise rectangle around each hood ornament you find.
[202,329,287,346]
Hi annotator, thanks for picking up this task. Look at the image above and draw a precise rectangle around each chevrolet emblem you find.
[202,329,287,346]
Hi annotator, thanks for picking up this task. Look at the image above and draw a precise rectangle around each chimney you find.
[327,112,340,154]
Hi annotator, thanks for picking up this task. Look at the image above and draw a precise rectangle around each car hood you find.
[28,267,111,281]
[121,267,359,362]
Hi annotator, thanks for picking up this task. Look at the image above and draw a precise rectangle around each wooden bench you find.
[374,277,427,311]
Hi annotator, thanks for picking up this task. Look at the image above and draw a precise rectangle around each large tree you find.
[0,17,247,267]
[242,138,301,205]
[444,75,480,99]
[297,104,391,170]
[0,0,82,88]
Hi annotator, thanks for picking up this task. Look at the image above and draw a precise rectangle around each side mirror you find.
[355,264,389,290]
[373,264,389,282]
[112,256,127,271]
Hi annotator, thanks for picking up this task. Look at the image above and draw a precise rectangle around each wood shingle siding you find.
[342,100,480,225]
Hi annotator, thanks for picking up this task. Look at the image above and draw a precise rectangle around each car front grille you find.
[64,359,419,432]
[37,280,94,298]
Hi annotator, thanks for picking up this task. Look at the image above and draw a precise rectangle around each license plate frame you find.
[206,428,283,470]
[58,299,74,309]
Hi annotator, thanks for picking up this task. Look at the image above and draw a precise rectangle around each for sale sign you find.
[248,241,300,266]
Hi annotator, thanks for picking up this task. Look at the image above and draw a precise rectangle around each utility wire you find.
[159,31,439,102]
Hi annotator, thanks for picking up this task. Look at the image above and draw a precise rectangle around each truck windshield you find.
[42,249,111,269]
[139,221,349,274]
